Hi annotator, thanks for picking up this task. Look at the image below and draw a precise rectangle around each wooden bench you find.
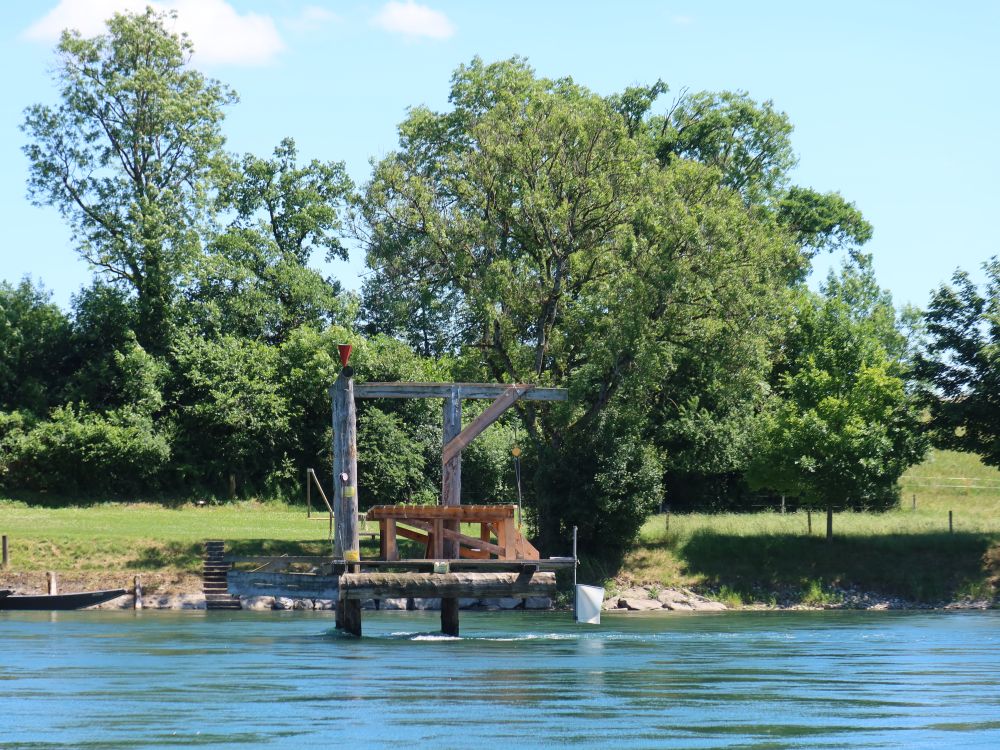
[366,504,539,561]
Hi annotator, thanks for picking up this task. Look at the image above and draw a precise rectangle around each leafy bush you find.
[2,405,169,494]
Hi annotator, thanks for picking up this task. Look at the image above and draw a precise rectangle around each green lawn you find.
[0,500,347,573]
[3,449,998,604]
[617,450,1000,604]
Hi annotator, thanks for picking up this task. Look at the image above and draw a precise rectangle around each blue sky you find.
[1,0,997,312]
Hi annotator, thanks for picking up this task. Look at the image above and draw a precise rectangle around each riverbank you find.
[1,450,997,609]
[2,568,994,613]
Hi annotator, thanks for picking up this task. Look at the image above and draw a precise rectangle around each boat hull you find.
[0,589,126,610]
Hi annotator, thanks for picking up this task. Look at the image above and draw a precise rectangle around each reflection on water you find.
[1,610,999,748]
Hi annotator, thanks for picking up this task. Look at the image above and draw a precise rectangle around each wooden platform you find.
[367,504,540,561]
[339,571,556,601]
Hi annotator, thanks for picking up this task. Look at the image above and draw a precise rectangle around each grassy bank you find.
[0,501,344,576]
[613,450,1000,605]
[2,450,998,605]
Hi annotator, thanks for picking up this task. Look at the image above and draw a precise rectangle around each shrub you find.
[1,405,169,495]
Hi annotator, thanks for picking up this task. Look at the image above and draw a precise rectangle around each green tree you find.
[185,138,355,344]
[22,8,237,354]
[0,280,72,414]
[357,58,805,555]
[914,258,1000,466]
[748,259,926,538]
[168,332,290,494]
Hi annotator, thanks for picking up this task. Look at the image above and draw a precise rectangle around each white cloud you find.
[672,15,694,26]
[373,1,455,40]
[286,5,340,33]
[23,0,285,66]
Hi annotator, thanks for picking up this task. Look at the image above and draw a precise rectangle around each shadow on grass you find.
[676,529,999,603]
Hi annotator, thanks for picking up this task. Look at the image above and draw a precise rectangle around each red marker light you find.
[338,344,353,367]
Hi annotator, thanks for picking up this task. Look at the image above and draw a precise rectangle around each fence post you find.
[912,493,916,511]
[47,571,58,595]
[949,510,953,533]
[2,535,7,567]
[134,575,143,610]
[807,510,812,534]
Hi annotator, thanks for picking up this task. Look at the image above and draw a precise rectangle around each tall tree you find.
[22,8,236,354]
[915,258,1000,466]
[358,58,804,554]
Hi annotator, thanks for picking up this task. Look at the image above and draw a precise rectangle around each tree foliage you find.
[0,280,72,413]
[748,259,926,530]
[10,25,924,565]
[357,58,811,554]
[21,8,236,354]
[915,258,1000,467]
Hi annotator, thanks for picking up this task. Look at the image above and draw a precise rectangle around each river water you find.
[2,609,998,748]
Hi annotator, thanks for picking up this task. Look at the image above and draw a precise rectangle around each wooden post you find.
[441,387,462,636]
[781,496,786,514]
[949,510,953,533]
[331,370,359,561]
[332,367,360,633]
[47,571,58,596]
[826,505,833,542]
[807,511,812,534]
[306,468,312,518]
[134,576,143,610]
[342,599,362,637]
[2,535,7,567]
[441,387,462,513]
[912,493,916,511]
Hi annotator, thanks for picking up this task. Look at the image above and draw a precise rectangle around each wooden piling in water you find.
[331,363,361,634]
[440,386,462,636]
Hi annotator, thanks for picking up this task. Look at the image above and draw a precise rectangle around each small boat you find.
[0,588,126,611]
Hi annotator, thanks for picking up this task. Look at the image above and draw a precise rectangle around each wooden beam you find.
[437,526,506,557]
[442,385,527,466]
[367,504,515,521]
[353,382,567,401]
[339,571,556,600]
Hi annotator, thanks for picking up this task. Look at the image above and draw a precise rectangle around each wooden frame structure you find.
[329,377,567,636]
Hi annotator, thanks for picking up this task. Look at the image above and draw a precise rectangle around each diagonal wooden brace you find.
[441,385,532,466]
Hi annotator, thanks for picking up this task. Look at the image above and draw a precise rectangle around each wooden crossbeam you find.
[353,382,567,401]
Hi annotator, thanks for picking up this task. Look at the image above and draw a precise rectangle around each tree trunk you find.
[826,504,833,542]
